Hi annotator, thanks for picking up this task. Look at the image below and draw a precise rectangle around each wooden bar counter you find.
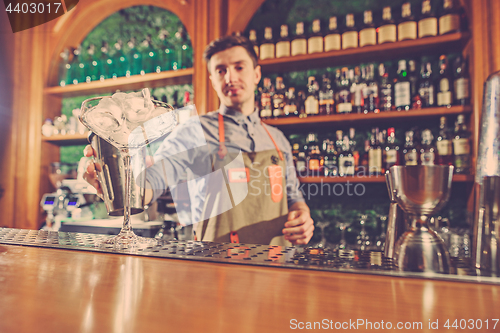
[1,243,499,333]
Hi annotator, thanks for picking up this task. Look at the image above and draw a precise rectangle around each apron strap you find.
[261,121,284,161]
[217,112,284,161]
[217,113,227,160]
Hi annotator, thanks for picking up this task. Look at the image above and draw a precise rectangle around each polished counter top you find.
[1,228,499,333]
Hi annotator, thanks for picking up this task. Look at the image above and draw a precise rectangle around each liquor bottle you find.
[291,22,307,56]
[337,67,352,113]
[378,63,393,111]
[349,127,359,172]
[284,87,299,117]
[384,127,400,171]
[379,129,387,172]
[276,25,291,58]
[111,40,128,79]
[296,151,307,176]
[339,135,355,177]
[437,55,453,107]
[453,114,471,174]
[360,139,370,173]
[394,60,412,111]
[418,61,435,108]
[127,38,142,76]
[362,64,379,113]
[335,130,344,153]
[70,46,84,84]
[419,129,436,165]
[141,35,157,75]
[291,141,300,168]
[174,27,192,69]
[402,130,419,165]
[398,2,417,41]
[158,29,173,72]
[418,0,438,38]
[86,44,99,82]
[342,13,358,49]
[436,116,454,165]
[308,19,323,54]
[359,10,376,47]
[260,27,275,60]
[255,86,261,114]
[260,77,273,119]
[322,140,338,177]
[408,60,419,109]
[378,6,397,44]
[439,0,461,35]
[297,90,307,118]
[368,127,383,175]
[98,42,110,81]
[324,16,341,51]
[304,76,319,116]
[453,55,470,105]
[272,77,286,118]
[248,29,259,59]
[58,48,70,86]
[319,74,335,115]
[351,66,365,114]
[306,133,321,176]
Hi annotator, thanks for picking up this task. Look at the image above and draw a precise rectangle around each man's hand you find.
[82,145,103,198]
[283,202,314,245]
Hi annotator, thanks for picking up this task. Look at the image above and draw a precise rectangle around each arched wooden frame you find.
[227,0,266,34]
[46,0,195,86]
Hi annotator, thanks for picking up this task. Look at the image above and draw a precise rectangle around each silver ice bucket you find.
[88,132,146,216]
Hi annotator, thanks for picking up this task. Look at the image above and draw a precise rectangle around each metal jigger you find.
[389,165,454,274]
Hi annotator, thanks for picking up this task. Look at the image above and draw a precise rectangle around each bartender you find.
[84,35,314,246]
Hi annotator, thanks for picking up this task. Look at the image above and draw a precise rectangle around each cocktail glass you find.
[79,90,177,247]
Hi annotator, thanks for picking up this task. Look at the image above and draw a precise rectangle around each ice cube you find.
[94,97,123,124]
[85,108,121,134]
[117,88,155,123]
[128,110,178,149]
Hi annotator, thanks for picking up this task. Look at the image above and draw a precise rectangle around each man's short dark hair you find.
[203,35,258,71]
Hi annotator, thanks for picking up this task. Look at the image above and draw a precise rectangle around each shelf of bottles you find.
[298,174,473,183]
[45,68,193,98]
[263,105,471,127]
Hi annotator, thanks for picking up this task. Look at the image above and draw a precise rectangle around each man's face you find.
[209,46,261,111]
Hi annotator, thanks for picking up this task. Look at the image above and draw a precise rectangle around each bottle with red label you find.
[384,127,400,171]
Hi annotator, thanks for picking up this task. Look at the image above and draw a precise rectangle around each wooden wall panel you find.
[0,11,16,228]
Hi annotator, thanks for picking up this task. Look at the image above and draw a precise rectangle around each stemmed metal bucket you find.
[387,165,454,274]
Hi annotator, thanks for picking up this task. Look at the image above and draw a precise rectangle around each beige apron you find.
[194,113,291,246]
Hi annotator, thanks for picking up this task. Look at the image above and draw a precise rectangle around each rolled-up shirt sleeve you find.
[145,116,212,202]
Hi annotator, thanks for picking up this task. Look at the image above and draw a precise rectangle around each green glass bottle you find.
[158,29,173,72]
[58,48,70,86]
[174,27,192,70]
[99,42,110,80]
[127,37,142,76]
[111,40,127,78]
[140,35,157,75]
[86,44,99,82]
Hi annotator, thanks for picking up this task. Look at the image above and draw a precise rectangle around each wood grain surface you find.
[0,244,499,333]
